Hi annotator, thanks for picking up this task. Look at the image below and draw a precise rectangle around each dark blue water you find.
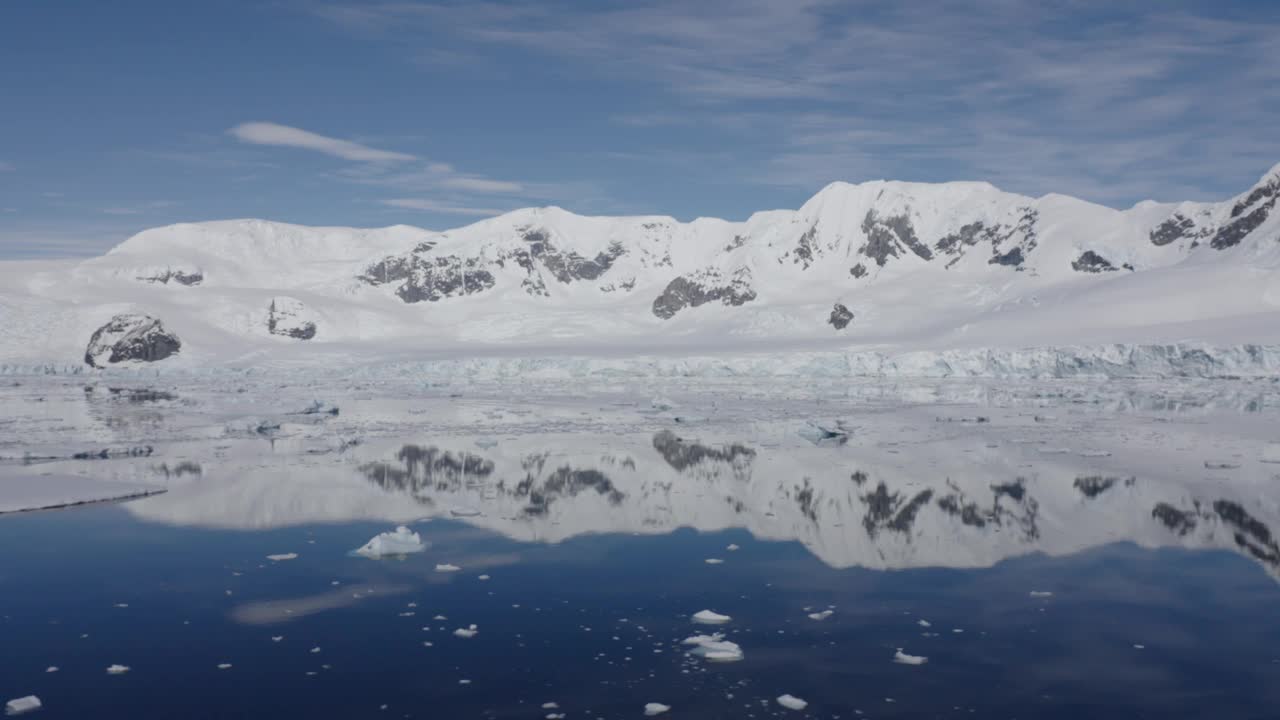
[3,502,1279,719]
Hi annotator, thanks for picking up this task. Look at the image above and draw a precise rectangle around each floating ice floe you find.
[726,543,740,551]
[692,609,731,625]
[106,664,130,674]
[808,610,834,621]
[644,702,671,716]
[541,702,559,709]
[1029,590,1054,598]
[478,574,490,581]
[45,667,57,673]
[704,558,724,565]
[917,619,931,627]
[453,625,479,638]
[893,649,927,665]
[5,696,41,716]
[217,663,232,670]
[266,553,298,561]
[777,694,808,711]
[271,636,283,642]
[683,633,744,662]
[353,527,425,558]
[435,563,461,573]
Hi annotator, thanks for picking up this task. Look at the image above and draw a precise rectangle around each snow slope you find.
[2,163,1278,376]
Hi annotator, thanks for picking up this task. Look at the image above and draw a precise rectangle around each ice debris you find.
[5,696,42,716]
[808,610,834,621]
[644,703,671,716]
[453,625,479,638]
[777,694,808,711]
[266,553,298,561]
[1029,590,1054,598]
[704,558,724,565]
[893,649,927,665]
[354,527,425,558]
[106,664,130,674]
[435,563,461,573]
[683,633,744,662]
[692,609,731,625]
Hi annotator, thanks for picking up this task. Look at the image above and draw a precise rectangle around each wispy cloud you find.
[380,198,509,216]
[228,121,416,162]
[438,177,524,193]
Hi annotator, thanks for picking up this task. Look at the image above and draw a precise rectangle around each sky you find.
[2,0,1279,258]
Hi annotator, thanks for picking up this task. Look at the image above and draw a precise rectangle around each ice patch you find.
[106,664,130,674]
[217,663,232,670]
[704,558,724,565]
[726,543,740,551]
[692,609,731,625]
[435,563,461,573]
[644,703,671,716]
[893,649,928,665]
[683,633,744,662]
[1029,590,1054,598]
[808,610,834,621]
[453,625,479,638]
[917,619,931,627]
[4,696,41,716]
[266,553,298,561]
[354,527,425,558]
[777,694,808,711]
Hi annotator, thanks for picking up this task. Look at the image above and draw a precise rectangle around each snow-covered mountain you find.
[2,162,1279,374]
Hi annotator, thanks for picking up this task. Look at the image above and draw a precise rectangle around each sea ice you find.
[777,694,808,710]
[454,625,479,638]
[4,696,41,716]
[683,633,744,662]
[692,609,731,624]
[1029,591,1054,598]
[726,544,740,551]
[266,553,298,561]
[217,663,232,670]
[704,558,724,565]
[893,649,927,665]
[644,702,671,716]
[807,610,834,621]
[106,664,130,674]
[435,563,461,573]
[353,527,425,558]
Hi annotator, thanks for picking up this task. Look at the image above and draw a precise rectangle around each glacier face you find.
[1,163,1278,373]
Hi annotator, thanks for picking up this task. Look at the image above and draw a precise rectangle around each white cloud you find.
[380,198,508,216]
[439,177,524,193]
[228,122,415,162]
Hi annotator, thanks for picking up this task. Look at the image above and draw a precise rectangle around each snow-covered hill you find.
[2,163,1279,375]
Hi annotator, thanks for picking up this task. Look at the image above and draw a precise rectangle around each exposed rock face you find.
[1211,176,1279,250]
[652,267,756,319]
[84,314,181,368]
[267,297,317,340]
[861,211,933,266]
[828,303,854,330]
[137,268,203,286]
[1150,214,1200,246]
[361,245,497,304]
[1072,251,1118,273]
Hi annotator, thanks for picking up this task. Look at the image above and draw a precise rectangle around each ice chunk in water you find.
[266,553,298,561]
[106,664,130,674]
[683,633,744,662]
[454,625,479,638]
[893,649,927,665]
[777,694,808,710]
[354,527,425,558]
[435,563,461,573]
[644,703,671,716]
[692,609,731,625]
[5,696,42,716]
[808,610,833,621]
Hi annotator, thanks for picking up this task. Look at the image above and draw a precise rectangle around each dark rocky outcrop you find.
[988,247,1024,267]
[849,263,867,279]
[1071,251,1118,273]
[1211,177,1278,250]
[861,482,934,537]
[84,314,181,368]
[828,303,854,330]
[1149,213,1198,246]
[651,268,756,319]
[652,431,755,472]
[860,210,933,266]
[267,298,316,340]
[137,269,203,286]
[1152,502,1197,535]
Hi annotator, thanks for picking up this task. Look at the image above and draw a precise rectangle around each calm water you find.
[3,379,1280,718]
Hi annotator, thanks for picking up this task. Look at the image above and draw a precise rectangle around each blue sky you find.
[2,0,1279,258]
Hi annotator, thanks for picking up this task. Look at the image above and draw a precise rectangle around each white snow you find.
[692,609,731,625]
[683,633,744,662]
[353,527,425,558]
[893,649,928,665]
[644,702,671,716]
[777,694,808,711]
[4,696,41,716]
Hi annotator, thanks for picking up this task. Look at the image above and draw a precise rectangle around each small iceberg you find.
[5,696,42,716]
[353,527,425,558]
[692,609,731,625]
[453,625,478,638]
[435,563,461,573]
[1029,590,1054,598]
[704,558,724,565]
[807,610,833,621]
[683,633,744,662]
[893,649,927,665]
[644,703,671,716]
[776,694,808,711]
[266,553,297,561]
[106,664,130,675]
